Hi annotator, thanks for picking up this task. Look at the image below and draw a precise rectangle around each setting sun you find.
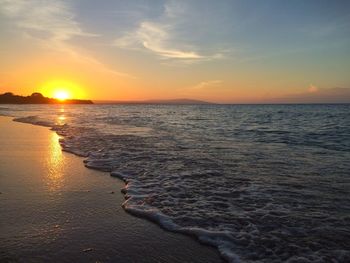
[38,80,85,100]
[53,90,70,101]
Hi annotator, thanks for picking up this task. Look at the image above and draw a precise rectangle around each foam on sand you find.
[0,116,221,262]
[3,104,350,262]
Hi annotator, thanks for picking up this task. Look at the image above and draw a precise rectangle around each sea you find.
[1,104,349,262]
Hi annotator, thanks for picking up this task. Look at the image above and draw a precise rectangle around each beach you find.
[1,0,349,261]
[0,116,222,263]
[1,103,349,262]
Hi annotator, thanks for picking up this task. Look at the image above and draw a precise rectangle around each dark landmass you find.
[0,92,93,104]
[94,98,213,105]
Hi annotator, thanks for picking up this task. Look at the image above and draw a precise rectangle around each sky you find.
[0,0,350,103]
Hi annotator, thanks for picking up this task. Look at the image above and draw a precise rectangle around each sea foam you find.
[3,104,349,262]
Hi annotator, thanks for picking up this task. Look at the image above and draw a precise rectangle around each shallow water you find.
[1,104,350,262]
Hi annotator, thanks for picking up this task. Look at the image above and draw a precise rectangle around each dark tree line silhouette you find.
[0,92,93,104]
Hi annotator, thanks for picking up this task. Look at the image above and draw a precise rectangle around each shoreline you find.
[0,116,222,262]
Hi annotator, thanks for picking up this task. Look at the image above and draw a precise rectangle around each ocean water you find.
[1,104,349,262]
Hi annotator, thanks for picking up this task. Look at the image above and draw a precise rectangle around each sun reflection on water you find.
[57,115,66,125]
[46,132,64,191]
[57,106,67,125]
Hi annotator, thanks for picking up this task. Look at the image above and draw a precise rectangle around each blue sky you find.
[1,0,350,102]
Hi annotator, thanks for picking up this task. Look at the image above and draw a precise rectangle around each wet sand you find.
[0,116,222,263]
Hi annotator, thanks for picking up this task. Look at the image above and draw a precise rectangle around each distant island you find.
[95,98,213,105]
[0,92,93,104]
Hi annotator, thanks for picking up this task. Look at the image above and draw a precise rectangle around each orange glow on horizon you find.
[53,90,70,101]
[39,80,85,100]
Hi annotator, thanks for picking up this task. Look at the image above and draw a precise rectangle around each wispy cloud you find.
[190,80,223,90]
[308,84,319,93]
[0,0,133,78]
[0,0,94,44]
[115,21,203,59]
[113,1,223,61]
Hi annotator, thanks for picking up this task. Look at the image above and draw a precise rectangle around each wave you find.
[9,105,350,263]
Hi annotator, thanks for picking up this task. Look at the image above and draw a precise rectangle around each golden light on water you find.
[57,106,67,125]
[46,132,64,192]
[57,116,66,126]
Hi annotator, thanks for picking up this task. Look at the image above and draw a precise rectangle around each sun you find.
[53,90,70,101]
[40,79,85,101]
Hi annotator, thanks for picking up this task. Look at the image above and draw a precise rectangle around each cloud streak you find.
[0,0,132,78]
[115,21,203,59]
[113,1,223,61]
[0,0,95,43]
[308,84,319,93]
[190,80,223,90]
[140,22,203,59]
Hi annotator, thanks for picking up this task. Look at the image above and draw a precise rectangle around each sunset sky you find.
[1,0,350,103]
